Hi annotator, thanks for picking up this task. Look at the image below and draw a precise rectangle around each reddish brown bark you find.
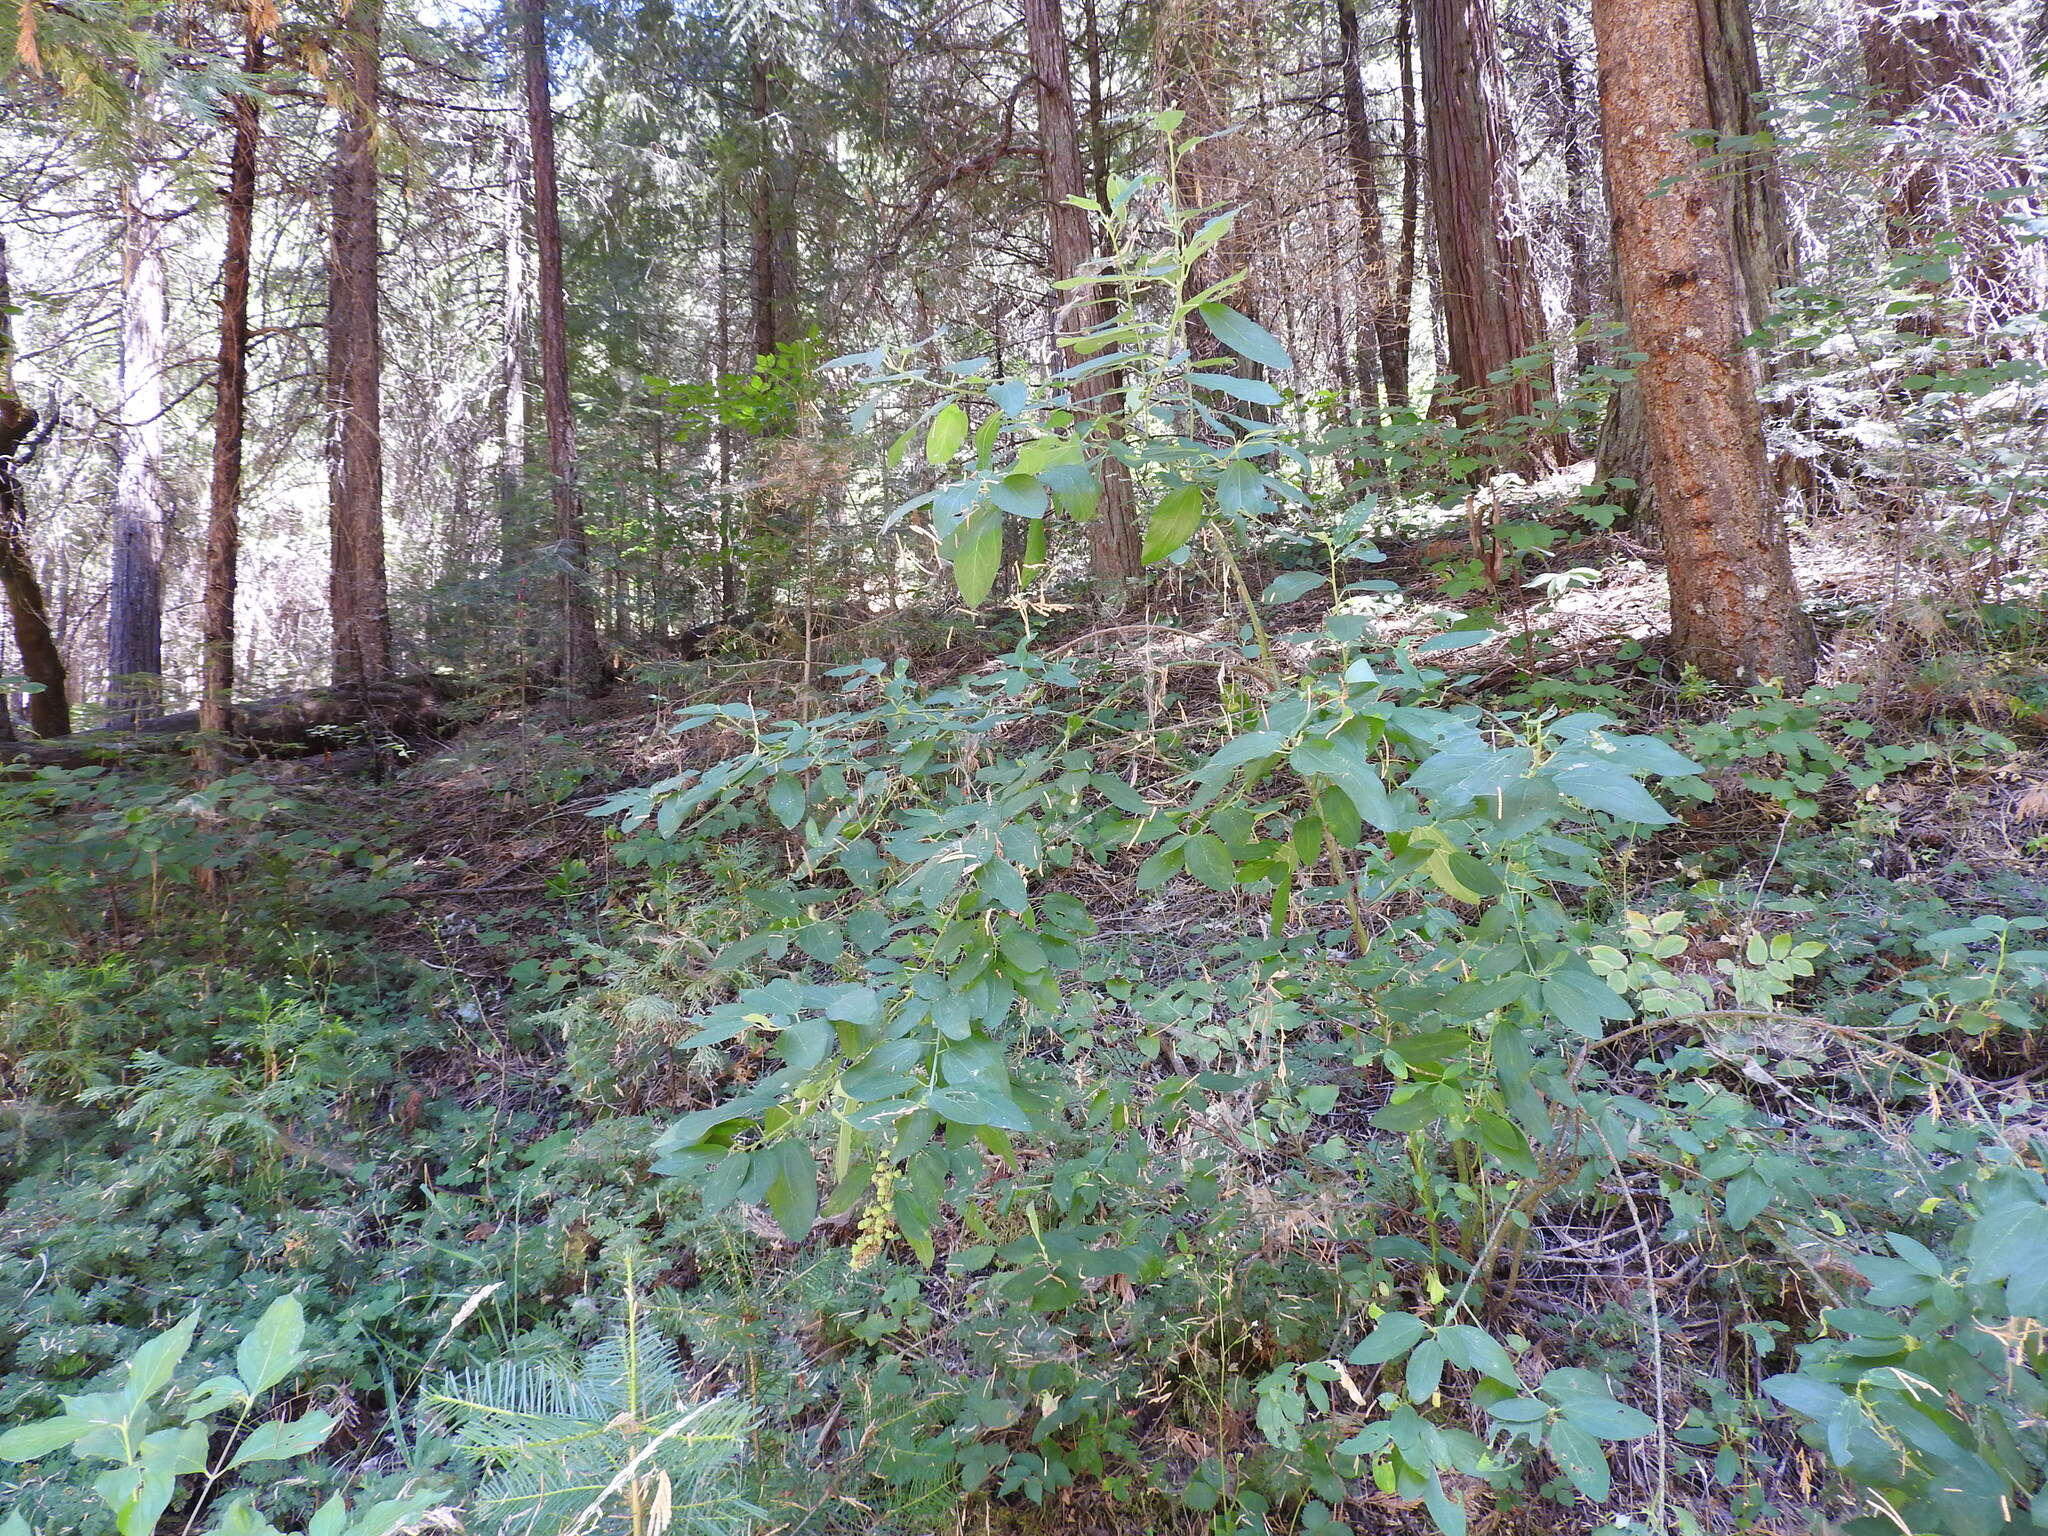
[1416,0,1553,470]
[1022,0,1141,579]
[0,229,69,738]
[202,10,265,754]
[520,0,604,695]
[327,0,393,687]
[1337,0,1407,411]
[1596,0,1795,518]
[1594,0,1814,686]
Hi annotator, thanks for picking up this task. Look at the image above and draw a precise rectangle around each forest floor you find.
[6,472,2048,1534]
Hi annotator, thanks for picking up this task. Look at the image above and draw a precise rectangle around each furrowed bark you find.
[1594,0,1815,685]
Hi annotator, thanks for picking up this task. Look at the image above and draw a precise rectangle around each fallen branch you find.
[2,675,471,769]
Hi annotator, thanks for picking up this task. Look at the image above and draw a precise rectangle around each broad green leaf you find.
[126,1312,200,1407]
[1722,1171,1772,1230]
[950,508,1003,607]
[1557,1394,1656,1441]
[763,1139,819,1241]
[1197,302,1293,371]
[1195,730,1287,786]
[990,472,1047,519]
[1018,518,1049,589]
[1540,969,1632,1040]
[1405,1337,1446,1403]
[1421,1472,1468,1536]
[1142,485,1205,566]
[1290,735,1399,832]
[1260,571,1326,604]
[1553,762,1674,824]
[1348,1312,1429,1366]
[924,1085,1033,1133]
[765,775,807,828]
[1544,1419,1612,1501]
[988,379,1029,415]
[1191,371,1283,407]
[651,1085,783,1154]
[205,1499,283,1536]
[0,1415,91,1460]
[777,1014,834,1071]
[226,1410,336,1469]
[235,1297,306,1399]
[1182,833,1237,892]
[1761,1374,1850,1422]
[1437,1324,1519,1388]
[925,403,968,464]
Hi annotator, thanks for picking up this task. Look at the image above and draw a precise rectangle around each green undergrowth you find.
[5,157,2048,1536]
[5,597,2045,1536]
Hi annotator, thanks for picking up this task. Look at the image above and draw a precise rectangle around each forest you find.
[2,0,2047,1530]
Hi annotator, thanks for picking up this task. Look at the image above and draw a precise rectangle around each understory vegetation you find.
[5,0,2048,1532]
[6,204,2048,1529]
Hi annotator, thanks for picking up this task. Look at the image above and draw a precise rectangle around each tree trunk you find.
[0,230,69,738]
[714,185,739,619]
[743,50,796,615]
[327,0,393,687]
[1596,0,1797,516]
[1157,0,1263,383]
[1416,0,1553,473]
[1394,0,1422,407]
[1593,0,1814,686]
[496,35,530,591]
[1337,0,1407,412]
[748,54,792,367]
[202,10,265,758]
[1550,0,1601,364]
[1022,0,1140,579]
[520,0,605,696]
[108,151,171,726]
[1858,0,2019,323]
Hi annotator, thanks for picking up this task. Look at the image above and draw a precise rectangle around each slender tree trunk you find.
[1080,0,1111,212]
[1022,0,1140,579]
[108,150,171,725]
[1550,0,1600,362]
[496,44,530,586]
[1338,0,1407,412]
[748,54,790,367]
[327,0,393,687]
[1158,0,1263,380]
[742,51,804,615]
[0,229,69,738]
[1417,0,1554,473]
[201,12,265,756]
[1594,0,1814,685]
[1394,0,1422,401]
[520,0,604,695]
[714,185,738,619]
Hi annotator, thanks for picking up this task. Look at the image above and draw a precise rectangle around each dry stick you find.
[1588,1116,1671,1531]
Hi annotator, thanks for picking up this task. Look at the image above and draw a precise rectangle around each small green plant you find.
[421,1271,759,1536]
[1765,1163,2048,1536]
[0,1297,437,1536]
